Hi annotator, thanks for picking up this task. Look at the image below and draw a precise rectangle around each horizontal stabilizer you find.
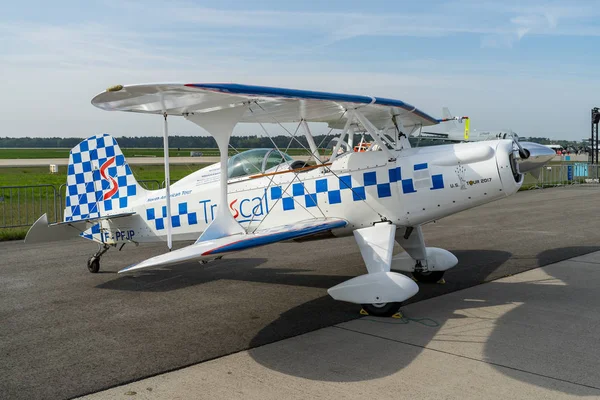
[25,214,82,244]
[51,212,135,227]
[25,212,136,244]
[120,218,347,273]
[420,132,449,138]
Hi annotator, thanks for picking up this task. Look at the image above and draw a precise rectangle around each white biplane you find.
[26,83,555,316]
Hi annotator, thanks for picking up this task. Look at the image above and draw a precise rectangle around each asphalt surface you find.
[1,186,600,400]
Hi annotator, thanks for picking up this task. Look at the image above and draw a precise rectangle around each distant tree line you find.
[1,135,588,150]
[0,135,345,149]
[522,137,589,151]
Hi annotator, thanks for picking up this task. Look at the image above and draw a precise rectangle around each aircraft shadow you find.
[248,249,512,380]
[95,256,357,293]
[95,245,510,295]
[484,245,600,395]
[248,247,600,396]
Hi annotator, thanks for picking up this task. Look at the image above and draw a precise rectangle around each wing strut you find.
[300,119,321,164]
[185,105,248,242]
[329,116,354,163]
[299,100,321,164]
[162,111,173,250]
[347,125,355,148]
[350,109,396,160]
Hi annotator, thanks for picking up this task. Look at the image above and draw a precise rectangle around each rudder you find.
[441,107,459,132]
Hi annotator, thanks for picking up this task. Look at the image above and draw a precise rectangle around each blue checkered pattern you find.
[269,164,444,211]
[64,134,141,222]
[80,223,102,241]
[146,201,198,231]
[401,162,444,193]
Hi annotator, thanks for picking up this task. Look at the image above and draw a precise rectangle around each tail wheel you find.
[412,270,444,283]
[87,257,100,273]
[361,302,402,317]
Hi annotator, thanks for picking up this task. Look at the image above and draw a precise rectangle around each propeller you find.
[513,139,556,174]
[513,137,531,160]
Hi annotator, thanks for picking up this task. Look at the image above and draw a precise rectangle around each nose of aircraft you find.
[516,142,557,173]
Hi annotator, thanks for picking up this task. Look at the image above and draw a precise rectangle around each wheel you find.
[87,256,100,273]
[412,270,444,283]
[361,302,402,317]
[290,160,308,170]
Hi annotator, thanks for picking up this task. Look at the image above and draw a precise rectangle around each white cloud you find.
[3,1,599,71]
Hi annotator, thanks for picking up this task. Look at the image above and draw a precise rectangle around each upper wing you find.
[119,218,347,273]
[91,83,438,130]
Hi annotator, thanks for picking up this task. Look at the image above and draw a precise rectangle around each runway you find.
[1,186,600,400]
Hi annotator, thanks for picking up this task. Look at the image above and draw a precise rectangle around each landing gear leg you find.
[411,260,445,283]
[87,244,110,273]
[328,223,419,317]
[395,227,454,283]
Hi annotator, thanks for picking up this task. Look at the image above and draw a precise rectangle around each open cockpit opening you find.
[227,148,295,179]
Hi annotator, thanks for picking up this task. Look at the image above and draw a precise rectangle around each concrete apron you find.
[80,252,600,400]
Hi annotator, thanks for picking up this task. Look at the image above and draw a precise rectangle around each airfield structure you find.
[591,107,600,165]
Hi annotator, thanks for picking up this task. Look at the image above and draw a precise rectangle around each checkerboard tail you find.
[63,133,146,222]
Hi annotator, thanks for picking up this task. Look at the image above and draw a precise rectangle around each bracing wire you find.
[246,106,323,231]
[249,101,386,222]
[252,101,329,165]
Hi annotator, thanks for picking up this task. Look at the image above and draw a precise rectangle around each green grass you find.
[0,160,589,238]
[0,148,327,159]
[0,164,210,187]
[0,228,27,241]
[0,164,210,235]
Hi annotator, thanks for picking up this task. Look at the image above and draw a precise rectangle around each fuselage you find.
[89,140,522,245]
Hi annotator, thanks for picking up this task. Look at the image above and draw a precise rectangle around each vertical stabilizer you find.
[64,133,145,222]
[441,107,459,133]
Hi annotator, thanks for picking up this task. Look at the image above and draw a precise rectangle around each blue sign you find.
[574,163,588,177]
[567,165,573,181]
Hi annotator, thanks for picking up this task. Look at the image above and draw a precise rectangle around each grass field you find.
[0,164,210,187]
[0,148,326,159]
[0,164,210,235]
[0,228,28,241]
[0,159,591,239]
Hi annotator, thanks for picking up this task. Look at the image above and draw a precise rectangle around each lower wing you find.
[119,218,347,273]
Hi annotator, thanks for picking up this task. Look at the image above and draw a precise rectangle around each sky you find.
[1,0,599,140]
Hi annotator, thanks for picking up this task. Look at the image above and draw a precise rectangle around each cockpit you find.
[227,148,297,179]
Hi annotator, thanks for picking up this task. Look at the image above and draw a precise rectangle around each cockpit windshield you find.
[227,148,294,179]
